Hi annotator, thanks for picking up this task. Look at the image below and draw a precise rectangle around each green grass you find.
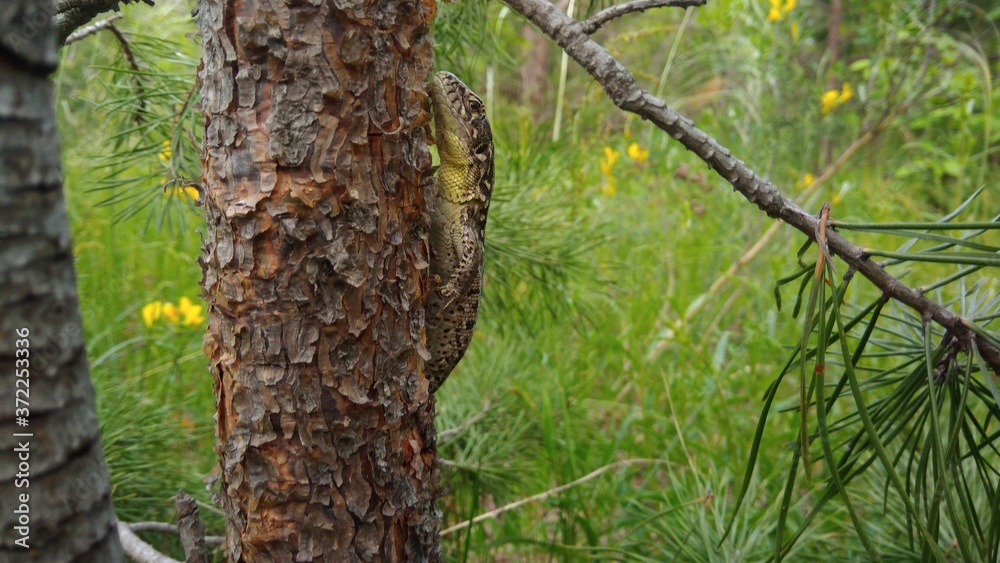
[53,0,998,560]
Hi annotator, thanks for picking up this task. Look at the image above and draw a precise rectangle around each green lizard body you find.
[425,71,494,393]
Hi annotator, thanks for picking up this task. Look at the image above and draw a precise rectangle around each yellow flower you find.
[801,173,815,187]
[600,146,620,196]
[146,296,205,328]
[166,186,200,202]
[600,146,620,175]
[141,301,163,327]
[626,142,649,164]
[767,0,795,21]
[821,90,840,114]
[162,302,181,324]
[839,82,853,102]
[821,83,853,115]
[159,140,172,162]
[177,296,206,326]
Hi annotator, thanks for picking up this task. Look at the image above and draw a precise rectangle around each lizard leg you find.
[436,223,482,313]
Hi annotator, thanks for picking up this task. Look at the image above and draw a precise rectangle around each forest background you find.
[54,0,998,559]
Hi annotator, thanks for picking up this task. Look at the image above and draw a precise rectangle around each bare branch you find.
[440,459,662,535]
[55,0,153,46]
[666,114,894,337]
[438,399,491,444]
[501,0,1000,376]
[127,521,224,546]
[117,521,180,563]
[63,12,121,45]
[581,0,706,34]
[128,521,179,534]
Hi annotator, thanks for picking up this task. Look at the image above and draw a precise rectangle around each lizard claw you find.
[437,283,459,312]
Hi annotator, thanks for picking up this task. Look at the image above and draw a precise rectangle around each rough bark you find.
[197,0,441,560]
[0,1,124,561]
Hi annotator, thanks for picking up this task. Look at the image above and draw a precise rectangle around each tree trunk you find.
[197,0,441,560]
[821,0,843,165]
[0,2,124,561]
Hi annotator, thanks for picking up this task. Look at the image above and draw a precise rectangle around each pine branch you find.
[63,13,121,44]
[55,0,153,45]
[500,0,1000,376]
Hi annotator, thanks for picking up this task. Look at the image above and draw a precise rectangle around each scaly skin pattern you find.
[425,71,494,393]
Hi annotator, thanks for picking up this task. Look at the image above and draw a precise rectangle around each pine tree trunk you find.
[197,0,441,559]
[0,2,123,561]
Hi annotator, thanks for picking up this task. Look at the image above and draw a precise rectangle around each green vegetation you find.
[55,0,998,559]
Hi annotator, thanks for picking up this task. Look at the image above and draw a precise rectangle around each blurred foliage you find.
[52,0,999,560]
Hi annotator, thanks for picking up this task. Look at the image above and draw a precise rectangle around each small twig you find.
[438,399,491,444]
[195,499,225,516]
[117,521,181,563]
[63,13,123,45]
[56,0,155,46]
[580,0,706,34]
[440,459,662,535]
[128,521,224,546]
[129,521,181,533]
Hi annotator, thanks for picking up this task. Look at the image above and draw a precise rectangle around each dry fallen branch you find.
[127,521,224,545]
[501,0,1000,375]
[117,521,180,563]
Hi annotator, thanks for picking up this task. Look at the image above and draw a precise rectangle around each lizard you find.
[424,71,495,394]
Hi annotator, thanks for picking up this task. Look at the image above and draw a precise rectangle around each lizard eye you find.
[474,143,490,156]
[467,98,482,113]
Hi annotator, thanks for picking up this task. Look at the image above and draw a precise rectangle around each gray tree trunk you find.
[198,0,442,559]
[0,2,124,561]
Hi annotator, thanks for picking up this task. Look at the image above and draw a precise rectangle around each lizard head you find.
[431,71,492,169]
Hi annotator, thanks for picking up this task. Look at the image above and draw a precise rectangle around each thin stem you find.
[580,0,706,34]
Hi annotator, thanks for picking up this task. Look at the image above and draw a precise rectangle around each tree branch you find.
[440,459,662,535]
[55,0,153,46]
[500,0,1000,375]
[63,13,121,45]
[438,399,491,445]
[117,521,180,563]
[580,0,706,34]
[127,522,224,546]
